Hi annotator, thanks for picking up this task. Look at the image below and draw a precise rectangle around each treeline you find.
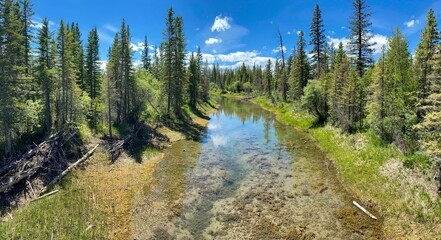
[0,0,209,158]
[212,0,440,163]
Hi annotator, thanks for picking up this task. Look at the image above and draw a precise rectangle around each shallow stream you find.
[132,97,382,239]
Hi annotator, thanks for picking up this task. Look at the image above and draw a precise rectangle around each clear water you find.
[132,97,382,239]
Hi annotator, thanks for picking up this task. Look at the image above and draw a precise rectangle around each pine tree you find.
[71,23,85,90]
[263,59,272,97]
[173,16,186,115]
[309,4,326,78]
[367,45,387,139]
[85,27,101,128]
[85,27,101,100]
[415,9,439,103]
[36,18,55,131]
[20,0,33,74]
[330,42,349,126]
[141,35,151,71]
[0,0,26,154]
[200,60,210,102]
[369,28,416,151]
[417,44,441,161]
[189,51,200,108]
[348,0,374,77]
[107,33,121,125]
[289,30,310,100]
[162,8,175,117]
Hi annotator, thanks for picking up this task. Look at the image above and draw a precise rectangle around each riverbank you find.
[245,95,441,239]
[0,100,218,239]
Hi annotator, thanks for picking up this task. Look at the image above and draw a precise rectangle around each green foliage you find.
[288,31,311,100]
[133,69,162,120]
[301,79,328,123]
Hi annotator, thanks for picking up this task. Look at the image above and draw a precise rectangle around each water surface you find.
[132,97,382,239]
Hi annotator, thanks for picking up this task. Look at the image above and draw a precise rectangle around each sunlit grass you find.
[0,173,106,239]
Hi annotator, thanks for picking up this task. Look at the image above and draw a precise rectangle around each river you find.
[132,97,382,239]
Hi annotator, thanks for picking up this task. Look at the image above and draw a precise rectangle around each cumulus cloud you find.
[370,34,388,53]
[200,50,275,69]
[327,36,350,49]
[217,51,258,62]
[205,37,222,45]
[211,16,231,32]
[327,33,388,54]
[404,19,419,28]
[272,46,287,53]
[130,42,145,53]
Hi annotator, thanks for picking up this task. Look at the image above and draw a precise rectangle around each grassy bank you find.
[0,100,218,239]
[249,95,441,239]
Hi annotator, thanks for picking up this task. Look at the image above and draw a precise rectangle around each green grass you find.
[249,95,441,238]
[0,173,106,239]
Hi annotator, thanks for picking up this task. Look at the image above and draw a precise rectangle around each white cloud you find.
[130,42,145,54]
[104,24,118,33]
[205,37,222,45]
[370,34,388,53]
[212,49,217,54]
[327,33,388,54]
[218,51,258,62]
[201,50,275,69]
[272,46,287,53]
[98,60,107,72]
[287,31,291,35]
[296,30,301,35]
[211,16,231,32]
[327,36,350,49]
[404,19,419,28]
[201,53,217,64]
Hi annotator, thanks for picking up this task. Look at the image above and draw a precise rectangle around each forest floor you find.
[0,101,218,239]
[235,94,441,239]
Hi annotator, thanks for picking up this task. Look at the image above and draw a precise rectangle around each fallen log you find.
[0,162,44,193]
[32,189,59,201]
[353,200,377,220]
[41,144,99,193]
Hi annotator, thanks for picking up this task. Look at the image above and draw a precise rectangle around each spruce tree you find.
[309,4,326,78]
[0,0,25,154]
[141,35,151,71]
[415,9,439,103]
[20,0,33,74]
[369,28,416,150]
[330,42,349,126]
[289,30,310,100]
[85,27,100,100]
[348,0,374,77]
[417,44,441,161]
[71,23,85,90]
[162,8,175,117]
[36,18,54,131]
[264,59,272,97]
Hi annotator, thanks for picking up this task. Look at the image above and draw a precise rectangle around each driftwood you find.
[41,144,99,194]
[32,189,59,201]
[0,129,77,194]
[353,201,377,220]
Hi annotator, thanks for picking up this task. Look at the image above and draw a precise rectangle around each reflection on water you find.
[132,97,382,240]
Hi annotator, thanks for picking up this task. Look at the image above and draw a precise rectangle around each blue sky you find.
[32,0,441,68]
